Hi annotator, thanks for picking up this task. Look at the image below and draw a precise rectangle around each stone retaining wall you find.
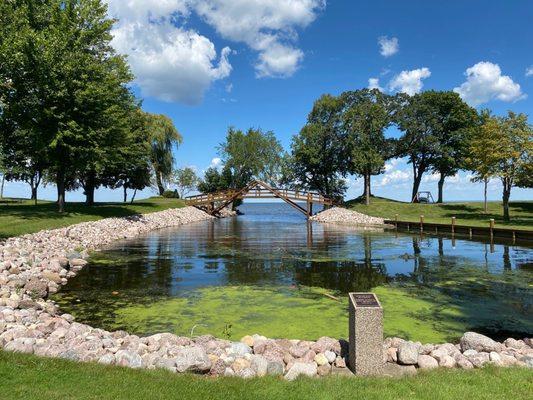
[0,207,531,380]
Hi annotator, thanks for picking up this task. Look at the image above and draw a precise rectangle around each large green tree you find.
[341,89,398,205]
[0,0,139,211]
[396,91,477,203]
[144,113,182,196]
[218,127,284,189]
[465,110,496,213]
[489,112,532,221]
[173,167,199,198]
[289,95,347,200]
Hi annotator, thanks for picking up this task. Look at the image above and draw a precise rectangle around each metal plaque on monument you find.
[348,292,383,375]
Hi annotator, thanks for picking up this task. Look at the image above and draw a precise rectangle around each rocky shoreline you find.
[1,206,531,380]
[310,207,385,226]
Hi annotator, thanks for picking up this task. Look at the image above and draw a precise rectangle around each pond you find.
[52,203,533,343]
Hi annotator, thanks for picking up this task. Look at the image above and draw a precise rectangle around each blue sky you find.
[4,0,533,202]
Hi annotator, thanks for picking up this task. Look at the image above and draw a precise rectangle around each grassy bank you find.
[1,351,531,400]
[348,197,533,231]
[0,197,186,239]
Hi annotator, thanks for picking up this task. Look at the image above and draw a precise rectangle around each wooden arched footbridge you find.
[185,180,334,218]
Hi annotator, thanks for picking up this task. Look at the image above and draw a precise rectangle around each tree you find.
[341,89,398,205]
[174,167,199,198]
[289,95,348,200]
[144,113,182,195]
[218,127,284,189]
[396,91,477,203]
[489,112,532,221]
[465,110,497,213]
[198,166,233,194]
[0,0,138,212]
[426,92,478,203]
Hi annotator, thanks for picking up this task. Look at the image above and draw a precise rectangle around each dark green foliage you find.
[396,91,478,203]
[162,190,180,198]
[289,94,347,200]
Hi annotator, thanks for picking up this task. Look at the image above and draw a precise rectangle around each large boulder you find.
[24,278,48,298]
[397,341,420,365]
[417,355,438,369]
[460,332,500,352]
[174,346,211,373]
[284,362,318,381]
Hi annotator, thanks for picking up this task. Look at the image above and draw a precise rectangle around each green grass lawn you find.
[0,197,186,239]
[347,196,533,231]
[0,352,531,400]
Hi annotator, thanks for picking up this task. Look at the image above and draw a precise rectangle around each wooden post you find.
[420,215,424,232]
[307,193,312,217]
[394,214,398,229]
[451,217,456,235]
[489,219,495,239]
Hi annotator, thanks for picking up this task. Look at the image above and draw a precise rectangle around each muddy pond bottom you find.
[52,203,533,343]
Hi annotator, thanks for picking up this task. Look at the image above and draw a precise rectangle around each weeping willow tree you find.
[144,113,183,195]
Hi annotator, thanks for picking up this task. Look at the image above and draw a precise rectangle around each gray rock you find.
[250,355,268,377]
[462,349,478,357]
[417,354,438,369]
[174,346,211,373]
[266,360,284,376]
[115,350,142,368]
[519,355,533,368]
[439,355,456,368]
[284,362,318,381]
[460,332,500,353]
[468,352,490,368]
[504,338,526,349]
[397,341,420,365]
[229,342,252,356]
[98,353,115,365]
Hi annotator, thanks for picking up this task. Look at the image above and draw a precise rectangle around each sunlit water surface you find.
[53,203,533,342]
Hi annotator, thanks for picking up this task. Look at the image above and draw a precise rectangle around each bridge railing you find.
[185,187,333,206]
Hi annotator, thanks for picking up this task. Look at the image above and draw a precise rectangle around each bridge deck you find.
[185,180,333,218]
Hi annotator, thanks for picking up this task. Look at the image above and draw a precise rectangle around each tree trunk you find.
[0,174,4,198]
[130,189,137,204]
[364,172,371,205]
[156,172,165,195]
[56,169,66,213]
[123,186,128,203]
[85,171,96,206]
[483,177,488,213]
[411,164,425,202]
[502,178,511,222]
[31,186,38,204]
[437,173,445,203]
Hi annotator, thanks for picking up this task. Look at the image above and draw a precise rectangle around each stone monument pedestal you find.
[348,292,383,376]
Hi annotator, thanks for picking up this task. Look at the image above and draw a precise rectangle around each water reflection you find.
[53,203,532,337]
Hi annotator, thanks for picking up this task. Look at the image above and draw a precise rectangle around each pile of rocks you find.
[1,302,531,380]
[383,332,533,376]
[310,207,384,226]
[0,206,213,306]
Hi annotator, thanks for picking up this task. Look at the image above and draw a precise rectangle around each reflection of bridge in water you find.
[185,180,334,218]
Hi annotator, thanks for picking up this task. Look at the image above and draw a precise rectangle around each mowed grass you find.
[1,351,531,400]
[0,197,186,239]
[348,197,533,231]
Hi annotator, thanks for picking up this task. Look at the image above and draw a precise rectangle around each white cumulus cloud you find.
[526,65,533,77]
[193,0,325,78]
[453,62,526,106]
[389,68,431,96]
[378,36,399,57]
[368,78,383,92]
[108,1,232,105]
